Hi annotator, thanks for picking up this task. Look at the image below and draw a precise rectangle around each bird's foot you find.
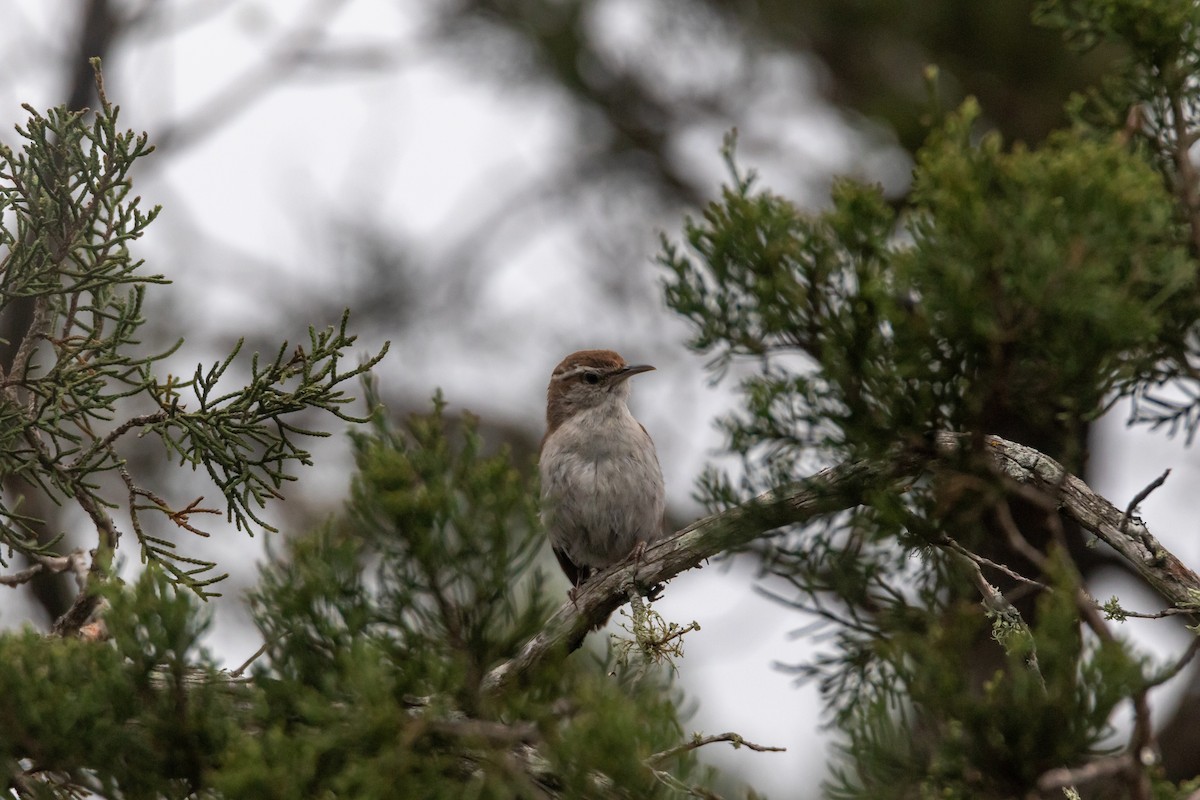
[624,541,648,569]
[621,542,665,601]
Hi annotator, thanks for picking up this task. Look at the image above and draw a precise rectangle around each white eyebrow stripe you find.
[552,363,620,381]
[552,365,593,381]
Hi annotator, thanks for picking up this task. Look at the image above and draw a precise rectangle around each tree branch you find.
[481,453,912,697]
[645,732,786,767]
[974,434,1200,611]
[1037,753,1138,794]
[1122,467,1171,529]
[482,434,1200,698]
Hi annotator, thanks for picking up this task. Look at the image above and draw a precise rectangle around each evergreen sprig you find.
[0,567,234,797]
[0,66,387,600]
[659,5,1200,796]
[237,391,690,797]
[1037,0,1200,440]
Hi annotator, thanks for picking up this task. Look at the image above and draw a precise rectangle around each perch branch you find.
[482,434,1200,698]
[482,452,919,697]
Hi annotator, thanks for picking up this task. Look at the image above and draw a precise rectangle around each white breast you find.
[539,400,665,571]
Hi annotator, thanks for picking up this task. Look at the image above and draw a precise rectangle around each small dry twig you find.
[644,732,785,800]
[645,731,786,767]
[229,641,272,678]
[1122,468,1171,531]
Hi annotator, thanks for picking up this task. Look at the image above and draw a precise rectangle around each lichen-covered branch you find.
[482,452,912,696]
[483,434,1200,697]
[973,433,1200,611]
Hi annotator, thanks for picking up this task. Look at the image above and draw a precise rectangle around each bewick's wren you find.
[539,349,666,592]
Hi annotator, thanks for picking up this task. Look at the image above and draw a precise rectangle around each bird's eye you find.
[583,372,600,385]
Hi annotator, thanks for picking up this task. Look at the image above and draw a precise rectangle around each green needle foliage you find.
[12,1,1200,796]
[0,394,697,796]
[0,67,386,598]
[660,2,1200,797]
[220,392,691,799]
[663,108,1192,480]
[0,568,235,799]
[0,68,701,799]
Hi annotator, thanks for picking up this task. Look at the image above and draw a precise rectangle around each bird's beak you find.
[613,364,655,383]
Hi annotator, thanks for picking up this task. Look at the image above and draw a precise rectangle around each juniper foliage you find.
[0,69,702,798]
[660,1,1200,797]
[0,69,387,597]
[219,393,691,798]
[10,1,1200,796]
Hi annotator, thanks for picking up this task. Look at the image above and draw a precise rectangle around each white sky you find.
[3,2,1200,796]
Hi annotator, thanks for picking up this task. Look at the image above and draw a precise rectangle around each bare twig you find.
[6,297,52,397]
[1101,604,1193,620]
[943,536,1188,626]
[151,0,376,156]
[426,718,540,745]
[993,494,1054,572]
[644,732,784,800]
[1145,635,1200,690]
[1168,89,1200,255]
[0,550,90,589]
[945,543,1045,689]
[645,732,786,767]
[229,641,271,679]
[1037,753,1136,793]
[940,535,1050,591]
[72,411,169,470]
[0,563,44,587]
[1122,468,1171,531]
[1075,592,1154,800]
[993,448,1159,800]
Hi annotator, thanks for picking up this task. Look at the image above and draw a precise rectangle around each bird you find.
[538,349,666,595]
